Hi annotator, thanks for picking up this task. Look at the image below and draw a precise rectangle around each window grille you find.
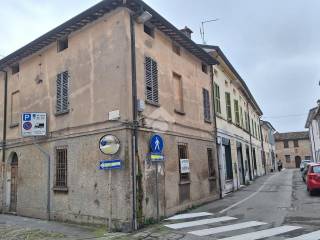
[55,147,68,189]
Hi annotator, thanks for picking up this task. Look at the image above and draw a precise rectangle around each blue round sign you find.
[150,134,164,154]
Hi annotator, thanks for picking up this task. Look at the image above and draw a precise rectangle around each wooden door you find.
[10,163,18,212]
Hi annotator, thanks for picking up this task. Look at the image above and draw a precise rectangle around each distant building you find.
[260,121,276,172]
[305,102,320,162]
[201,45,264,196]
[274,132,312,168]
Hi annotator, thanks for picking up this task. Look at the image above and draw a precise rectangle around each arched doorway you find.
[295,156,301,168]
[10,152,18,212]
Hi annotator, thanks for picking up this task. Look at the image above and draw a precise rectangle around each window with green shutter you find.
[203,88,211,122]
[234,100,240,125]
[214,83,221,114]
[56,71,69,114]
[145,56,159,104]
[240,107,244,128]
[225,92,232,122]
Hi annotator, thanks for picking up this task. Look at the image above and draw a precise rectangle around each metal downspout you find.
[0,70,7,213]
[259,119,266,175]
[210,66,222,199]
[130,14,138,231]
[246,103,254,180]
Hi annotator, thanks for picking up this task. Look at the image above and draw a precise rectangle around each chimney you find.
[180,26,193,39]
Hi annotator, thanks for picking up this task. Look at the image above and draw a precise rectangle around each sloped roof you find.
[261,120,276,132]
[274,131,309,141]
[305,107,318,128]
[199,44,263,116]
[0,0,217,70]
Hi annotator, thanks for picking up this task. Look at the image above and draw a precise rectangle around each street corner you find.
[0,226,66,240]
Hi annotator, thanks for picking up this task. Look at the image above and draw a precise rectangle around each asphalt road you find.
[149,169,320,240]
[1,169,319,240]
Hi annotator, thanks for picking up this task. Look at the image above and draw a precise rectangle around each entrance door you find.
[246,146,252,181]
[10,153,18,212]
[295,156,301,168]
[237,144,245,186]
[224,144,234,193]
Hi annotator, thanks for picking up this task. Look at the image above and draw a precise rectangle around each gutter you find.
[130,13,138,231]
[246,103,253,181]
[210,66,222,199]
[0,69,7,213]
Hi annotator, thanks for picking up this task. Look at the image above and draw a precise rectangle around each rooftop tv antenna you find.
[200,18,219,44]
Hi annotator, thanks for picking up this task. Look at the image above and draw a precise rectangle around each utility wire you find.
[263,113,308,119]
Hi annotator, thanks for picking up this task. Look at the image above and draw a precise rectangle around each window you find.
[202,63,208,74]
[56,71,69,114]
[144,24,154,38]
[203,88,211,122]
[11,64,19,75]
[55,147,68,190]
[145,57,159,104]
[285,155,291,163]
[172,42,181,55]
[240,107,244,128]
[294,140,299,148]
[178,144,190,182]
[57,37,68,52]
[244,112,249,131]
[214,83,221,114]
[173,73,184,113]
[225,92,232,122]
[234,100,240,125]
[10,91,20,126]
[284,140,289,148]
[207,148,215,178]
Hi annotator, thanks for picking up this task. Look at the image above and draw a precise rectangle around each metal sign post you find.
[149,134,165,222]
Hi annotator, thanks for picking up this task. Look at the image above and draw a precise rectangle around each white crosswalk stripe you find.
[286,230,320,240]
[164,212,318,239]
[189,221,267,236]
[165,212,213,220]
[218,226,302,240]
[165,216,236,229]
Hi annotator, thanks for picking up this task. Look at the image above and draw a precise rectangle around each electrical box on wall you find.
[137,99,145,112]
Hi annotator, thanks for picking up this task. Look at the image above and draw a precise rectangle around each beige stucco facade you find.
[0,5,219,231]
[275,132,312,169]
[201,46,264,196]
[261,121,276,172]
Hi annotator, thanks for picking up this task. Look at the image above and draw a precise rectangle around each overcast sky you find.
[0,0,319,132]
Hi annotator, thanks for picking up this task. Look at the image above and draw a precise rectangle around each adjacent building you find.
[260,121,276,172]
[305,102,320,162]
[275,131,312,168]
[0,0,220,231]
[201,45,264,196]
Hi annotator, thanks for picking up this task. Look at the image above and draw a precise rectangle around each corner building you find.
[0,0,219,231]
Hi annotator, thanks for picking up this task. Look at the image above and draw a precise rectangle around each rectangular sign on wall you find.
[180,159,190,173]
[21,112,47,137]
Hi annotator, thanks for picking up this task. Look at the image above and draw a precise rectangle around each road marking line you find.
[165,212,213,220]
[286,230,320,240]
[218,225,302,240]
[189,221,267,236]
[219,174,277,214]
[164,216,236,229]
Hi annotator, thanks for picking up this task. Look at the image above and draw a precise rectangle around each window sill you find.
[53,186,68,193]
[204,119,212,124]
[145,100,160,107]
[10,123,19,128]
[208,176,216,181]
[179,180,191,185]
[55,109,70,116]
[174,109,186,115]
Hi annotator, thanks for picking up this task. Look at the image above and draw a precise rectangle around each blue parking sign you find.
[23,113,31,121]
